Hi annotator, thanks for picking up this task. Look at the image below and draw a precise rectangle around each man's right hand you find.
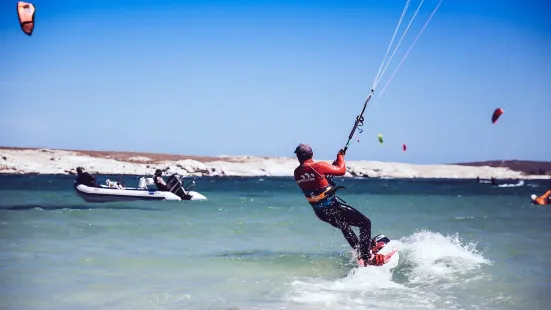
[338,148,346,156]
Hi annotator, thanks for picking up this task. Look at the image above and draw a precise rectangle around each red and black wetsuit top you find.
[294,154,346,209]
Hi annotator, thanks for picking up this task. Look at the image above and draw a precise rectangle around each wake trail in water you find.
[283,230,492,310]
[497,180,525,188]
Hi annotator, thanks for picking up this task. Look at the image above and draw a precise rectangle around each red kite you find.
[492,108,504,124]
[17,1,35,36]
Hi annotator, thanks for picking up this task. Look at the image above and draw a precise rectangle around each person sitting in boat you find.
[75,167,99,187]
[153,169,168,191]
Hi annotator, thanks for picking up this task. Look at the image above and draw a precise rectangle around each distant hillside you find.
[2,146,550,176]
[454,160,551,175]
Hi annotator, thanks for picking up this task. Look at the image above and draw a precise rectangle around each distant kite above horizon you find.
[378,134,384,144]
[492,108,504,124]
[17,1,35,36]
[403,144,407,152]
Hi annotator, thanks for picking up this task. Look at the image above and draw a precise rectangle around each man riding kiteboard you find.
[293,143,386,266]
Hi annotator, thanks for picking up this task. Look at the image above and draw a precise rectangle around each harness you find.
[302,186,345,209]
[298,162,346,209]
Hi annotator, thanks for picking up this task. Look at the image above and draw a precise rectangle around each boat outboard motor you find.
[166,174,193,200]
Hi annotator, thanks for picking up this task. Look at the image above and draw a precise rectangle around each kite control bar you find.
[343,89,374,153]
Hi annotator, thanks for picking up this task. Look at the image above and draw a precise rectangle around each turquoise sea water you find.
[1,174,550,310]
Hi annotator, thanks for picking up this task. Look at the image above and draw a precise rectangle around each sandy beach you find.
[0,147,547,179]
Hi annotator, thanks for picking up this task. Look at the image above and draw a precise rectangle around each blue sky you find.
[1,0,549,164]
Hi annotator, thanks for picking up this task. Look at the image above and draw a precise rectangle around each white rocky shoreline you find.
[0,148,547,179]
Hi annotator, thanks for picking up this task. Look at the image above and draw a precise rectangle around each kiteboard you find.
[357,234,399,268]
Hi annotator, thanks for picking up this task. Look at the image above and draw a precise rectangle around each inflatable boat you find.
[74,174,207,203]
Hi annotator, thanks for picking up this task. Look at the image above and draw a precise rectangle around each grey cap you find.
[294,143,313,161]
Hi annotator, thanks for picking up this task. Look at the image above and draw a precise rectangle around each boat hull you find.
[186,191,207,201]
[75,184,183,203]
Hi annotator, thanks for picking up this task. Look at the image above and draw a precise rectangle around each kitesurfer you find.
[153,169,168,191]
[293,143,384,266]
[75,167,99,187]
[531,188,551,205]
